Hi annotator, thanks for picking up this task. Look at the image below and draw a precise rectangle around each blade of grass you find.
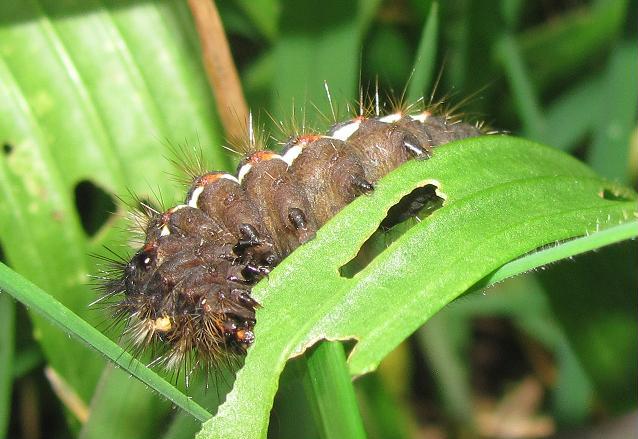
[80,365,170,439]
[299,342,367,439]
[234,0,279,42]
[356,372,412,439]
[587,41,638,183]
[0,262,212,423]
[537,240,637,412]
[495,34,546,140]
[500,0,525,30]
[268,362,322,439]
[544,75,602,151]
[0,293,15,438]
[11,345,42,379]
[417,312,473,424]
[453,278,594,424]
[272,0,360,125]
[407,2,439,104]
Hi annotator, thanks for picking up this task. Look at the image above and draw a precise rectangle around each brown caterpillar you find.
[98,101,482,375]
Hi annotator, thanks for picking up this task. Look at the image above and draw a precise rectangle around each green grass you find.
[0,1,636,438]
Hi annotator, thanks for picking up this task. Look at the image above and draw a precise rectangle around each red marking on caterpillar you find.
[96,96,483,380]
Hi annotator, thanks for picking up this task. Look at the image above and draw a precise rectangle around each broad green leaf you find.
[272,0,362,125]
[0,0,224,430]
[199,136,637,438]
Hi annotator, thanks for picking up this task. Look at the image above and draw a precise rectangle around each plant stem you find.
[188,0,248,140]
[300,342,367,439]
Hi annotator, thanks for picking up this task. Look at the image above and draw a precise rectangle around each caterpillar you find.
[98,98,482,375]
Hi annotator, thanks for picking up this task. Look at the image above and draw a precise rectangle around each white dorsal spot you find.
[188,186,204,208]
[282,144,303,166]
[330,120,361,141]
[170,204,187,212]
[410,111,430,123]
[238,154,285,182]
[379,112,402,123]
[237,163,253,183]
[222,173,240,184]
[159,204,188,236]
[191,173,240,205]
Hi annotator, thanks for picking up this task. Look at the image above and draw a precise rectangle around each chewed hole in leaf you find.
[599,187,635,202]
[74,180,117,237]
[381,183,445,230]
[340,182,445,278]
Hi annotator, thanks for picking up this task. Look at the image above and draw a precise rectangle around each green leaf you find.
[0,293,15,438]
[0,0,223,429]
[406,2,438,104]
[198,136,637,438]
[587,40,638,183]
[272,0,361,125]
[298,342,366,439]
[496,34,546,141]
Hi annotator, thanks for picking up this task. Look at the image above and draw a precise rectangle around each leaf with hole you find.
[199,135,637,438]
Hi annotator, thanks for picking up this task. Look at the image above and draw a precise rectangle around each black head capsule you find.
[123,244,157,296]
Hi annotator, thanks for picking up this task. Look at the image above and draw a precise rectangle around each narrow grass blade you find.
[0,262,212,423]
[496,35,546,140]
[0,293,15,438]
[300,342,367,439]
[407,2,438,104]
[588,41,638,183]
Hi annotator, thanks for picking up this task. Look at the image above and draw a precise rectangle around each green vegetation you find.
[0,1,636,438]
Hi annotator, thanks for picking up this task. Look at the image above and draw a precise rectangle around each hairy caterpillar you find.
[97,96,482,376]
